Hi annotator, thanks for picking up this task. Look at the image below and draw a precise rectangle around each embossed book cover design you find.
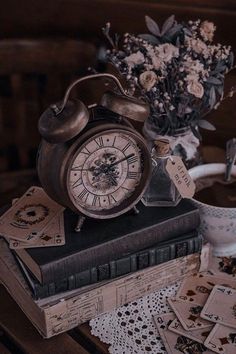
[14,199,200,284]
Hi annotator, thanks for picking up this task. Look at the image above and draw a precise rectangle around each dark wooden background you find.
[0,1,235,352]
[0,0,235,173]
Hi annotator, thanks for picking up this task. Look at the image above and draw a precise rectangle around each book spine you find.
[43,252,203,338]
[33,233,202,299]
[42,209,200,283]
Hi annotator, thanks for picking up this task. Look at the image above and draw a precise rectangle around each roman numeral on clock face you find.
[94,136,104,148]
[81,146,90,155]
[122,142,131,153]
[108,194,117,204]
[92,195,101,207]
[78,188,89,200]
[72,178,83,188]
[127,171,138,179]
[127,155,138,164]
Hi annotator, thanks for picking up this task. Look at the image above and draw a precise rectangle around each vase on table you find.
[143,120,202,169]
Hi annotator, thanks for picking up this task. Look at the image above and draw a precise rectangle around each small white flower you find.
[139,71,157,91]
[185,73,199,82]
[124,51,145,68]
[187,38,209,58]
[169,105,175,111]
[200,21,216,42]
[152,56,163,70]
[187,80,204,98]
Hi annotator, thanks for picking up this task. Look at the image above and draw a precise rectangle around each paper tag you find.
[165,156,195,198]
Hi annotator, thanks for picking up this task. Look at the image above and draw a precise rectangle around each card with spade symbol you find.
[204,324,236,354]
[176,273,236,306]
[0,187,64,243]
[153,312,214,353]
[168,316,214,344]
[201,285,236,328]
[168,298,212,331]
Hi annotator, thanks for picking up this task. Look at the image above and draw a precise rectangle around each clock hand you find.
[78,153,135,174]
[109,153,135,168]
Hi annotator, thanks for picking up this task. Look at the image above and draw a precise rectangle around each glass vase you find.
[143,121,202,169]
[169,127,202,169]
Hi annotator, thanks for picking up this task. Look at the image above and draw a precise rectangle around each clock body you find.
[37,120,152,219]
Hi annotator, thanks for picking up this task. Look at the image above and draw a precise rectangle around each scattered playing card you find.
[168,298,212,331]
[9,211,65,249]
[207,255,236,280]
[153,312,213,353]
[0,187,64,243]
[201,285,236,328]
[176,273,236,306]
[169,317,214,344]
[204,324,236,354]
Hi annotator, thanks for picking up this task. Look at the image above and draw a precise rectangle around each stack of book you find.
[0,200,208,338]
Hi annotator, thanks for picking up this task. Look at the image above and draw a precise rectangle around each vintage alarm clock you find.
[37,73,152,230]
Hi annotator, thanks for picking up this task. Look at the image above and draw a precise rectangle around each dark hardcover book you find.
[15,231,202,299]
[14,199,200,284]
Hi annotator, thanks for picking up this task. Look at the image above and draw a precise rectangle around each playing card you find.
[207,255,236,280]
[201,285,236,328]
[169,317,214,344]
[204,324,236,354]
[9,211,65,249]
[168,298,212,331]
[153,312,213,353]
[176,273,236,306]
[0,187,64,242]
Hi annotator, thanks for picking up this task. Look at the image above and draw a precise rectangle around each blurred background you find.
[0,0,235,204]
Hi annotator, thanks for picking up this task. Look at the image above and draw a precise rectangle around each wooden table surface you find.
[0,285,109,354]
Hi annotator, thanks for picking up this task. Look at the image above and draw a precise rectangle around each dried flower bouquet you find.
[103,15,235,144]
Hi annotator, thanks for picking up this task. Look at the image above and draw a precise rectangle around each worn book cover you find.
[13,199,199,284]
[16,230,202,299]
[0,238,206,338]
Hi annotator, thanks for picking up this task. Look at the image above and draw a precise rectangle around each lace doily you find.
[90,282,180,354]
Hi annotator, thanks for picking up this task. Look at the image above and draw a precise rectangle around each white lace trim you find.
[90,282,180,354]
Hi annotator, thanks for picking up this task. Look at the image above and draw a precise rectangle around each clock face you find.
[68,130,144,214]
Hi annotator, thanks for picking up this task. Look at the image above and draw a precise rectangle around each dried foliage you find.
[103,16,235,137]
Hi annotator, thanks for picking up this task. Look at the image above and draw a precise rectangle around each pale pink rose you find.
[157,43,179,63]
[187,81,204,98]
[188,38,209,57]
[124,51,145,67]
[200,21,216,42]
[139,71,157,91]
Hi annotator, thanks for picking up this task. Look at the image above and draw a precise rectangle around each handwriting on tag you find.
[166,156,196,198]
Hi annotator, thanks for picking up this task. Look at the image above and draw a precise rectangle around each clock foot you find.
[133,205,139,215]
[75,215,86,232]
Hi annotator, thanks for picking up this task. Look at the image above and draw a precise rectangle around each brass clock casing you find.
[37,122,151,219]
[37,73,152,220]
